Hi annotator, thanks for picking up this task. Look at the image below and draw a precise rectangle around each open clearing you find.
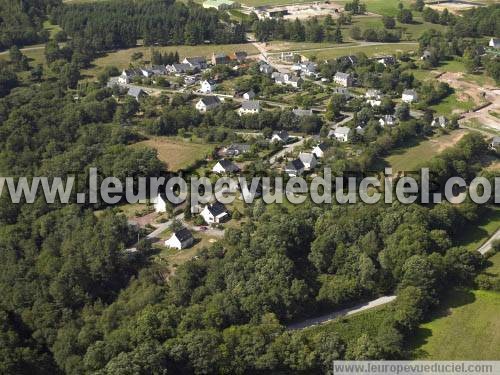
[384,129,469,172]
[302,42,418,60]
[82,43,258,78]
[132,137,214,172]
[410,285,500,360]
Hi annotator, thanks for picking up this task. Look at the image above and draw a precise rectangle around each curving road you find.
[477,228,500,255]
[287,296,397,330]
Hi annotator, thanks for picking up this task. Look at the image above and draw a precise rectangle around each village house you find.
[285,159,304,177]
[298,152,317,171]
[140,68,154,78]
[312,143,328,158]
[402,89,418,103]
[489,38,500,49]
[365,89,382,100]
[166,63,192,75]
[184,75,198,86]
[151,65,168,75]
[333,72,352,87]
[212,159,240,174]
[367,99,382,107]
[195,96,221,112]
[379,115,396,127]
[212,53,230,65]
[431,116,448,128]
[243,90,255,100]
[200,79,217,93]
[165,227,195,250]
[292,62,319,78]
[127,87,148,101]
[280,52,298,63]
[271,130,290,143]
[222,143,250,157]
[272,72,302,88]
[238,100,261,116]
[152,194,167,213]
[421,50,432,60]
[200,202,229,224]
[232,51,248,63]
[118,69,141,84]
[182,56,207,70]
[376,56,396,66]
[330,126,350,142]
[259,62,274,75]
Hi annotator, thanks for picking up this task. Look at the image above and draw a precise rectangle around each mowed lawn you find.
[455,207,500,251]
[384,129,469,172]
[303,42,417,60]
[132,137,214,172]
[83,43,258,78]
[410,283,500,359]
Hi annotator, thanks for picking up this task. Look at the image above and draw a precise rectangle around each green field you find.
[430,92,476,116]
[82,43,258,78]
[384,129,469,172]
[131,137,215,172]
[455,207,500,251]
[303,42,418,60]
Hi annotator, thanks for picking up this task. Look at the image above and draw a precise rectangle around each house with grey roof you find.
[243,90,255,100]
[182,56,207,69]
[312,143,328,158]
[238,100,261,115]
[223,143,251,157]
[402,89,418,103]
[333,72,352,87]
[271,130,290,143]
[166,63,192,74]
[200,202,229,224]
[298,152,317,171]
[127,87,148,101]
[329,126,350,142]
[165,227,194,249]
[379,115,396,127]
[212,159,240,174]
[489,38,500,49]
[490,136,500,150]
[259,62,274,75]
[431,116,448,128]
[285,159,304,177]
[332,87,352,99]
[195,96,221,112]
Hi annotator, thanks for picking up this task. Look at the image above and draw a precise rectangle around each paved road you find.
[146,213,184,240]
[269,136,307,165]
[477,228,500,255]
[287,296,397,330]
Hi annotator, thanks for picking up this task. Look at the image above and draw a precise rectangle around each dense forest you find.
[51,0,246,52]
[0,0,60,49]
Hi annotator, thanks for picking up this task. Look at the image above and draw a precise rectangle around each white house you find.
[330,126,350,142]
[259,63,274,75]
[379,115,396,127]
[333,72,352,87]
[431,116,448,128]
[165,227,194,249]
[366,99,382,107]
[271,130,290,143]
[272,72,302,88]
[298,152,317,171]
[312,143,328,158]
[200,79,217,93]
[365,89,382,100]
[200,202,229,224]
[212,159,240,174]
[195,96,221,112]
[238,100,261,116]
[127,87,148,101]
[489,38,500,49]
[402,89,418,103]
[118,69,140,84]
[243,90,255,100]
[285,159,304,177]
[166,63,191,74]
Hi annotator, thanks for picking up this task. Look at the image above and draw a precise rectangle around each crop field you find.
[131,137,214,172]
